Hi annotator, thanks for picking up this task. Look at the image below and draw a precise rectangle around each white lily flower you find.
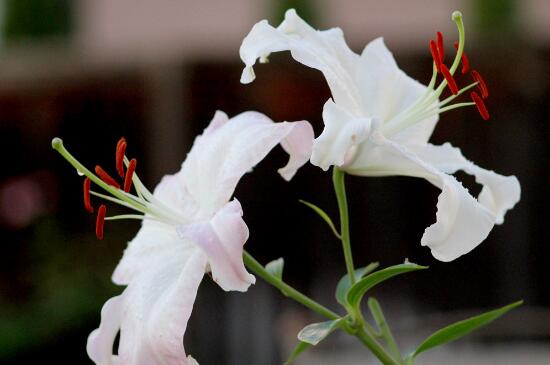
[240,9,520,261]
[53,110,314,365]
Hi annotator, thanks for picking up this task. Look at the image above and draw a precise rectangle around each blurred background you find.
[0,0,548,364]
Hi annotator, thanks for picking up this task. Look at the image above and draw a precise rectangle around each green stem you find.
[244,251,399,365]
[243,251,340,320]
[368,298,403,363]
[354,328,401,365]
[332,167,356,285]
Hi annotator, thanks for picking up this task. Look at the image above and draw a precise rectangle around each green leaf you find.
[265,258,284,280]
[297,319,343,345]
[299,200,341,239]
[408,300,523,363]
[347,263,427,309]
[284,341,311,365]
[336,263,379,307]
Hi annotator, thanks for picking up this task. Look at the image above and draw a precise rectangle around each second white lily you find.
[240,9,520,262]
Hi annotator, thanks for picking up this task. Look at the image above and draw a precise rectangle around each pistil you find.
[52,137,186,239]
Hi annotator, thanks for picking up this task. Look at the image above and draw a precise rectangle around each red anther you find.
[83,177,94,213]
[454,42,470,74]
[124,158,137,193]
[429,40,442,73]
[95,165,121,189]
[440,64,459,95]
[96,204,106,240]
[471,70,489,99]
[437,32,445,62]
[116,138,127,178]
[471,91,490,120]
[116,137,126,151]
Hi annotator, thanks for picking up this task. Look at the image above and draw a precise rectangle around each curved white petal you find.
[311,100,373,170]
[112,217,194,286]
[409,143,521,224]
[88,251,207,365]
[240,9,362,113]
[240,11,436,160]
[177,199,255,292]
[278,120,315,180]
[346,127,496,261]
[179,110,313,216]
[357,38,432,130]
[87,295,124,365]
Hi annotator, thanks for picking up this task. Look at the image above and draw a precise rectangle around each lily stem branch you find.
[243,251,340,320]
[332,167,356,285]
[355,328,402,365]
[368,298,404,363]
[243,251,400,365]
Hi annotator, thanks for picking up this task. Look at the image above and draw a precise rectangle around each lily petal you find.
[112,210,194,286]
[179,111,313,217]
[177,199,255,292]
[88,251,207,365]
[240,9,362,113]
[409,143,521,224]
[240,10,437,151]
[87,295,124,365]
[312,100,373,170]
[347,126,496,261]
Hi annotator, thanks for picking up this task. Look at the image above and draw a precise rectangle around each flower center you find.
[383,11,490,137]
[52,137,185,239]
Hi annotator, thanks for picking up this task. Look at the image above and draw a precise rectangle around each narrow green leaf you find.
[347,263,427,309]
[284,341,311,365]
[409,300,523,362]
[297,319,343,345]
[336,263,379,306]
[299,200,341,239]
[265,258,284,280]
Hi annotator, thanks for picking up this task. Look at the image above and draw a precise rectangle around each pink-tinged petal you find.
[112,218,194,286]
[203,110,229,136]
[278,120,314,180]
[346,126,496,261]
[87,294,124,365]
[179,111,313,216]
[89,250,207,365]
[177,199,255,292]
[409,143,521,224]
[186,356,199,365]
[311,100,373,171]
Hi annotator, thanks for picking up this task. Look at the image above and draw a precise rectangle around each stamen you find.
[471,91,490,120]
[471,70,489,98]
[83,177,94,213]
[95,165,121,189]
[437,31,445,62]
[96,204,107,239]
[116,138,127,178]
[440,64,459,95]
[429,40,442,73]
[124,158,137,193]
[454,42,470,74]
